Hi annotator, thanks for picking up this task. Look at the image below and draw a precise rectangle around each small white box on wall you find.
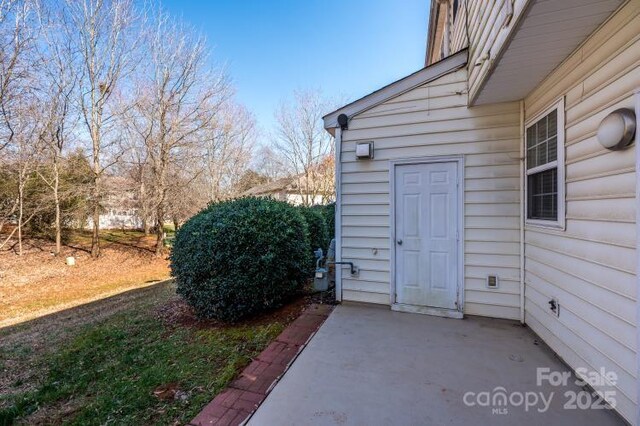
[355,141,374,159]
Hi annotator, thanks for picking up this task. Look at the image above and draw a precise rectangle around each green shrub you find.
[312,203,335,241]
[298,206,329,256]
[324,203,335,240]
[170,197,312,322]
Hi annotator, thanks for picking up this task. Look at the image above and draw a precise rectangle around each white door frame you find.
[389,155,465,318]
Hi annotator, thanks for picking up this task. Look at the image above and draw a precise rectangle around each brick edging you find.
[189,303,334,426]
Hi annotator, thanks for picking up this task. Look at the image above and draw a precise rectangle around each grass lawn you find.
[0,230,170,327]
[0,281,304,425]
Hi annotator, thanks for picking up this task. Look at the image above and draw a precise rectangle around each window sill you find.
[525,219,565,231]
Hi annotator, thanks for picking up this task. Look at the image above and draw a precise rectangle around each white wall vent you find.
[486,275,499,289]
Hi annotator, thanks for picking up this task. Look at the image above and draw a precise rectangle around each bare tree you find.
[312,153,336,204]
[165,165,204,230]
[272,89,335,206]
[233,169,270,195]
[1,92,48,255]
[66,0,141,257]
[203,102,255,202]
[253,145,287,181]
[34,3,79,255]
[129,7,230,256]
[119,109,153,234]
[0,0,263,258]
[0,0,37,153]
[0,0,42,254]
[122,141,154,234]
[0,167,18,236]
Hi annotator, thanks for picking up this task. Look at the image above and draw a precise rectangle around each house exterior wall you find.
[523,2,639,422]
[98,210,143,230]
[450,0,467,53]
[252,191,325,206]
[427,2,448,65]
[444,0,531,103]
[339,67,523,319]
[85,209,143,230]
[283,193,325,206]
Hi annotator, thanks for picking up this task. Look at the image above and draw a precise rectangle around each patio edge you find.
[189,303,334,426]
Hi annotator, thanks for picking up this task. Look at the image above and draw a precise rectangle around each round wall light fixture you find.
[597,108,636,151]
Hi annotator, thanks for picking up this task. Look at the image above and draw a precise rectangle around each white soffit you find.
[323,49,468,133]
[474,0,624,105]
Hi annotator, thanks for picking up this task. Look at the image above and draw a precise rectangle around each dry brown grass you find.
[0,230,170,327]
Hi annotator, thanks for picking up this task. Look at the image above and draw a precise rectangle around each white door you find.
[394,161,459,310]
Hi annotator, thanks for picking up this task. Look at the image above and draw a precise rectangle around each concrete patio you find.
[249,304,623,425]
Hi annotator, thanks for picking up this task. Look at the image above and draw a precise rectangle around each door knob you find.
[397,239,403,245]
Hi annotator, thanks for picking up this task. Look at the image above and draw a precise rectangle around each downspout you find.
[634,89,640,426]
[334,127,343,302]
[519,100,525,324]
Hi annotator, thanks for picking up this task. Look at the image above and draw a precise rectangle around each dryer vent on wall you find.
[486,275,499,289]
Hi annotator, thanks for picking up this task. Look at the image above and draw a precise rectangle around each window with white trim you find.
[525,99,565,228]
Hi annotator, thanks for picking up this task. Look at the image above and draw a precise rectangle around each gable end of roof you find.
[323,49,468,134]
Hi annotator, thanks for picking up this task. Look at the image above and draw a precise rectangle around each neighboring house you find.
[241,175,327,206]
[86,176,142,230]
[324,0,639,423]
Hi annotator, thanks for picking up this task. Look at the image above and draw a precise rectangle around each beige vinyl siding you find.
[450,0,530,103]
[451,0,468,53]
[523,2,639,423]
[339,67,522,319]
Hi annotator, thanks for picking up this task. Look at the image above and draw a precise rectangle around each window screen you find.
[526,110,557,169]
[528,169,557,220]
[526,109,559,221]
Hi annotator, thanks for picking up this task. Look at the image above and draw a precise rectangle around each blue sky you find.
[162,0,429,138]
